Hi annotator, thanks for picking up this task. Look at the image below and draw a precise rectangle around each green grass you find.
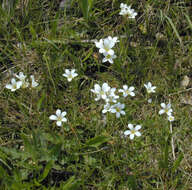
[0,0,192,189]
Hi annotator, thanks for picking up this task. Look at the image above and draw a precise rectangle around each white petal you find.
[65,69,70,74]
[135,132,141,136]
[129,86,135,91]
[135,125,141,131]
[116,112,120,118]
[62,118,67,122]
[56,109,61,116]
[11,78,16,84]
[61,112,67,117]
[128,124,133,129]
[49,115,57,120]
[120,111,125,115]
[123,85,128,90]
[167,103,172,109]
[124,130,131,136]
[94,84,101,92]
[5,84,12,89]
[17,81,22,88]
[130,134,135,140]
[108,49,114,55]
[161,103,166,108]
[62,74,68,77]
[159,109,165,115]
[56,121,62,126]
[130,92,135,96]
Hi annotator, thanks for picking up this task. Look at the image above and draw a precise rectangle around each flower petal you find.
[56,121,62,126]
[130,134,135,140]
[56,109,61,116]
[135,125,141,131]
[135,132,141,136]
[124,130,131,136]
[128,124,133,129]
[49,115,57,120]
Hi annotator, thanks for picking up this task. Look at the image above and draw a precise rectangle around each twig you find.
[168,88,192,96]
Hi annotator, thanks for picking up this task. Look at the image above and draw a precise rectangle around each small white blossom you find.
[102,52,117,64]
[148,98,152,103]
[119,3,137,18]
[144,82,156,94]
[159,103,173,116]
[102,103,112,114]
[30,75,39,88]
[62,69,78,82]
[110,102,125,118]
[15,72,29,88]
[119,85,135,97]
[105,88,119,103]
[168,115,175,122]
[5,78,22,91]
[95,36,119,56]
[124,124,141,140]
[91,83,111,101]
[49,109,67,126]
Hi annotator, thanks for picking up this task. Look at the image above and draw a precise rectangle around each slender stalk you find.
[169,122,176,160]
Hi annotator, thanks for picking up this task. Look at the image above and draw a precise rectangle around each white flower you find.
[148,98,152,103]
[144,82,156,94]
[119,85,135,97]
[5,78,22,91]
[91,83,111,101]
[15,72,29,88]
[105,88,119,103]
[107,36,119,44]
[159,103,173,116]
[95,37,115,55]
[110,102,125,118]
[124,124,141,140]
[119,3,137,18]
[102,52,117,64]
[49,109,67,126]
[62,69,78,82]
[30,75,39,88]
[168,115,175,122]
[102,103,112,114]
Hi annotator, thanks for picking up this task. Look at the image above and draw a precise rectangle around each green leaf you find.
[172,153,183,173]
[165,15,183,47]
[38,161,53,182]
[79,0,93,20]
[62,176,81,190]
[85,135,111,148]
[79,0,88,20]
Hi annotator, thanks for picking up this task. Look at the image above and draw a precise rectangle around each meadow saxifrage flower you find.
[62,69,78,82]
[49,109,67,126]
[168,115,175,122]
[159,103,173,116]
[102,103,112,114]
[105,88,119,103]
[124,124,141,140]
[144,82,156,94]
[110,102,125,118]
[119,85,135,97]
[30,75,39,88]
[119,3,137,18]
[15,72,29,88]
[91,83,111,101]
[5,78,22,91]
[102,52,117,64]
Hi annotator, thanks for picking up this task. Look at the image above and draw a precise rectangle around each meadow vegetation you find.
[0,0,192,189]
